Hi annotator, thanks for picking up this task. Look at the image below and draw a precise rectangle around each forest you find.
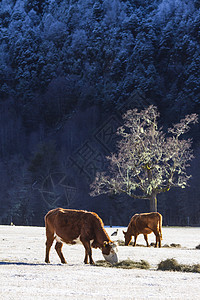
[0,0,200,226]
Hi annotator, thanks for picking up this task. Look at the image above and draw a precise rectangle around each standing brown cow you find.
[123,212,162,247]
[45,208,118,264]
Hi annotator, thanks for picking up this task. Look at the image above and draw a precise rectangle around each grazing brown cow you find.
[45,208,118,265]
[123,212,162,248]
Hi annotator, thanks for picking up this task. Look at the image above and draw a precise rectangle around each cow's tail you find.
[159,214,162,240]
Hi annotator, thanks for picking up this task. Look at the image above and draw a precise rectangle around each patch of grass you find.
[157,258,200,273]
[158,258,181,271]
[180,264,200,273]
[95,260,112,267]
[150,242,155,247]
[116,259,150,269]
[95,259,151,270]
[170,243,181,248]
[116,240,125,246]
[118,240,182,248]
[117,240,148,247]
[190,264,200,273]
[162,244,170,248]
[117,240,135,246]
[159,243,181,248]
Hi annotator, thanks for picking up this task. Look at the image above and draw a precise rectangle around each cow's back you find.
[45,208,103,243]
[135,212,161,232]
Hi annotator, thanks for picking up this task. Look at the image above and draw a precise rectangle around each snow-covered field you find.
[0,225,200,300]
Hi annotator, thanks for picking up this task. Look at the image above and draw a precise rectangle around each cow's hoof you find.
[61,261,67,264]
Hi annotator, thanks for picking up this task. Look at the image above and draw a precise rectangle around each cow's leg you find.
[143,234,149,247]
[45,234,54,263]
[154,231,161,248]
[158,234,161,248]
[84,249,89,264]
[55,242,67,264]
[158,236,161,248]
[156,233,161,248]
[133,234,138,246]
[80,237,94,265]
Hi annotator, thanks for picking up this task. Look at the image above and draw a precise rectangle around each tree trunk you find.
[150,193,157,212]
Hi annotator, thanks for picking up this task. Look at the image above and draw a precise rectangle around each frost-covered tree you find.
[90,106,198,212]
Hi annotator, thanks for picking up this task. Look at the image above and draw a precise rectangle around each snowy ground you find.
[0,225,200,299]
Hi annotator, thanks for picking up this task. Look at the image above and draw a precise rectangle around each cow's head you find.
[102,241,118,264]
[123,230,132,246]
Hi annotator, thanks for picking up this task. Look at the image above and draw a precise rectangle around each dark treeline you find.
[0,0,200,226]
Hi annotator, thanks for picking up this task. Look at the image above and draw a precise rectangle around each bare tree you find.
[90,106,198,212]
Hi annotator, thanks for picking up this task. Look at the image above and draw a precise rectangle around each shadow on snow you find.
[0,261,64,266]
